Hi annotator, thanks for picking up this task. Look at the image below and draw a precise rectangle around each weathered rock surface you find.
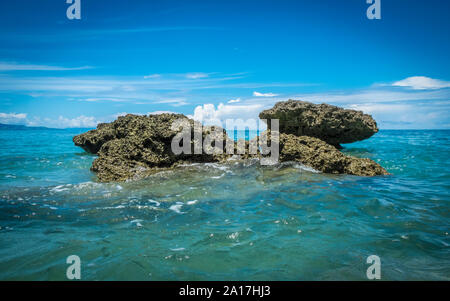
[259,100,379,147]
[74,114,232,182]
[73,111,388,182]
[255,131,388,176]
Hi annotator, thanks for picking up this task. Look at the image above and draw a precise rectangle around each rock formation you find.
[254,131,388,176]
[74,114,232,181]
[73,101,388,182]
[259,99,378,147]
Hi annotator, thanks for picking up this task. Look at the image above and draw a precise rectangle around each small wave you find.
[203,163,230,171]
[169,202,184,214]
[50,185,71,193]
[228,232,239,240]
[293,163,320,173]
[130,219,143,227]
[210,174,225,179]
[134,205,159,210]
[49,182,126,196]
[149,200,161,206]
[73,181,105,190]
[170,247,186,251]
[96,205,126,210]
[227,155,241,161]
[277,161,320,173]
[177,163,199,167]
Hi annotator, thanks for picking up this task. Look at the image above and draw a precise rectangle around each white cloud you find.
[0,62,92,71]
[392,76,450,90]
[0,112,28,124]
[80,97,131,102]
[143,74,161,79]
[345,103,450,129]
[346,103,412,114]
[156,98,188,106]
[0,112,100,128]
[0,73,311,107]
[50,116,99,128]
[0,75,238,104]
[189,103,264,129]
[120,85,136,92]
[253,91,278,97]
[237,84,450,129]
[281,89,447,104]
[185,72,209,79]
[227,98,241,103]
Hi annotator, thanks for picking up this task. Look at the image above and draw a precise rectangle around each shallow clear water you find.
[0,128,449,280]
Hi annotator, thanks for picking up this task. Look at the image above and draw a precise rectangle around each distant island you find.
[0,123,54,130]
[0,123,93,130]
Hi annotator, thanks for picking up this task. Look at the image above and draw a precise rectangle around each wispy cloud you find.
[155,98,189,107]
[0,73,311,106]
[290,89,447,104]
[0,112,27,124]
[4,69,449,129]
[345,103,449,129]
[0,112,99,128]
[87,26,223,36]
[237,81,450,129]
[253,91,279,97]
[143,74,161,79]
[77,97,133,103]
[48,115,99,128]
[391,76,450,90]
[185,72,210,79]
[0,62,93,71]
[2,27,223,43]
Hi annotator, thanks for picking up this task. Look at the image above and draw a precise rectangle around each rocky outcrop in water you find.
[255,131,388,176]
[74,114,232,182]
[259,99,378,147]
[73,102,388,182]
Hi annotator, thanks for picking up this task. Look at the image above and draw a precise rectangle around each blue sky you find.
[0,0,449,129]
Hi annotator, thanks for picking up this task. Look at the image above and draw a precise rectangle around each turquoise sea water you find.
[0,128,449,280]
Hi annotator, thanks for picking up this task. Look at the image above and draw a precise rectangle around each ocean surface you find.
[0,127,449,280]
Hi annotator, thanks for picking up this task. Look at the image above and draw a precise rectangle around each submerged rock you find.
[259,100,379,147]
